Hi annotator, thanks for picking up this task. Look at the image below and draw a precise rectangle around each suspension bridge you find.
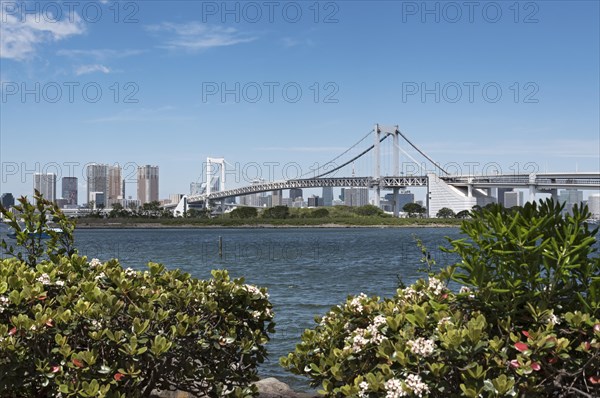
[175,124,600,217]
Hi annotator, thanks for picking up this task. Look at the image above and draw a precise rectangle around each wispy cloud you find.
[146,22,256,52]
[0,13,85,61]
[57,48,144,61]
[75,64,111,76]
[281,37,314,48]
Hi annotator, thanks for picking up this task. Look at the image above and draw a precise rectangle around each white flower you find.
[407,337,435,357]
[36,273,51,285]
[0,296,9,313]
[89,258,102,268]
[55,279,65,287]
[384,378,407,398]
[90,319,102,330]
[95,272,106,281]
[401,287,424,303]
[348,293,368,313]
[428,277,444,295]
[125,267,137,277]
[245,285,267,299]
[404,374,430,397]
[358,381,370,398]
[544,313,560,326]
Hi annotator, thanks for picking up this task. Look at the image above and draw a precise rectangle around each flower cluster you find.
[407,337,435,358]
[345,315,387,353]
[403,374,430,397]
[89,258,102,268]
[348,293,368,313]
[428,277,444,295]
[124,268,137,278]
[245,284,268,299]
[384,378,407,398]
[36,273,51,285]
[358,381,369,398]
[400,287,424,303]
[0,296,9,313]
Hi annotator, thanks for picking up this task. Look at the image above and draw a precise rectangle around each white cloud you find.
[0,12,85,61]
[146,22,256,52]
[75,64,111,76]
[57,48,144,60]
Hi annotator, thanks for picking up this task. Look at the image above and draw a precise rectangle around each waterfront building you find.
[504,190,524,208]
[322,187,333,206]
[34,173,56,202]
[344,187,369,207]
[1,193,15,208]
[62,177,78,206]
[272,190,283,206]
[289,188,303,201]
[308,195,323,207]
[559,189,583,215]
[137,165,159,204]
[588,194,600,219]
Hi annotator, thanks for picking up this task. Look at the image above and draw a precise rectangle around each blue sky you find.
[1,0,599,202]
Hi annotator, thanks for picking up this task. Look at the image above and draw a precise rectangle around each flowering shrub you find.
[0,194,275,397]
[281,200,600,397]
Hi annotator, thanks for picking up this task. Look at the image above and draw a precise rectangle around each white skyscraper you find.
[137,165,159,204]
[587,193,600,219]
[503,190,524,208]
[34,173,56,202]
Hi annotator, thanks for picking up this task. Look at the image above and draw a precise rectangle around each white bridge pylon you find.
[206,157,226,197]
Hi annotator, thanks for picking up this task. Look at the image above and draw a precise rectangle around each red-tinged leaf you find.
[72,359,84,368]
[589,376,600,384]
[8,327,16,336]
[38,296,47,301]
[547,356,558,364]
[441,293,448,300]
[45,319,53,327]
[51,365,60,373]
[521,330,530,338]
[531,362,541,371]
[583,342,591,351]
[593,323,600,333]
[114,373,125,381]
[509,359,520,368]
[515,342,529,352]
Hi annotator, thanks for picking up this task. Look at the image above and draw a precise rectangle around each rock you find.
[151,377,316,398]
[255,378,315,398]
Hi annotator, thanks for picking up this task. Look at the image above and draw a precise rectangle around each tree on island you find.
[403,202,426,218]
[436,207,455,219]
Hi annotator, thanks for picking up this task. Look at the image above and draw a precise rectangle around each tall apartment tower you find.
[137,165,159,204]
[107,166,122,206]
[86,164,108,207]
[34,173,56,202]
[322,187,333,206]
[62,177,78,205]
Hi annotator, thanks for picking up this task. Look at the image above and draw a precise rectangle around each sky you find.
[1,0,599,203]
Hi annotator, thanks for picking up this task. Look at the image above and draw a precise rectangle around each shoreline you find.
[75,222,460,229]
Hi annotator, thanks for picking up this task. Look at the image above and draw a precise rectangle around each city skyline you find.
[1,1,599,201]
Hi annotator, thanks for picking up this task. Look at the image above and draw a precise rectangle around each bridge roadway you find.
[186,172,600,203]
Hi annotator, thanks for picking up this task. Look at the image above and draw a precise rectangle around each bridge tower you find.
[374,124,401,214]
[206,157,226,196]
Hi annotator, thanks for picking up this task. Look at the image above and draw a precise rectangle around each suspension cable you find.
[315,134,391,178]
[397,130,449,175]
[299,129,374,178]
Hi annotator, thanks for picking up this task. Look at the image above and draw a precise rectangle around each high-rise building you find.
[289,188,303,201]
[504,190,524,208]
[588,194,600,219]
[137,165,159,204]
[34,173,56,202]
[272,190,283,206]
[107,166,122,206]
[1,193,15,208]
[559,189,583,215]
[87,164,108,207]
[344,188,369,207]
[62,177,78,206]
[322,187,333,206]
[308,195,323,207]
[385,190,415,211]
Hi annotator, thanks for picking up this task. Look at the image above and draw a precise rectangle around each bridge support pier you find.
[393,187,400,217]
[374,124,381,207]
